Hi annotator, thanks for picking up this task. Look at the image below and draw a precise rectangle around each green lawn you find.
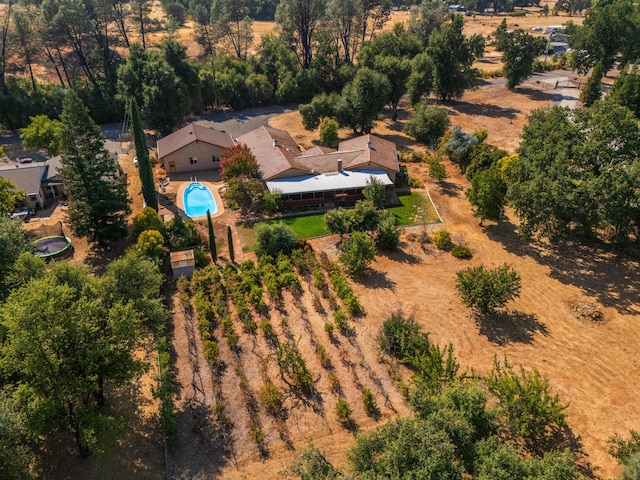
[238,192,440,250]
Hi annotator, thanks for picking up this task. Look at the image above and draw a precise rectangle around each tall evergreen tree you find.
[130,98,158,211]
[580,62,603,107]
[227,225,235,262]
[59,91,131,243]
[207,210,217,262]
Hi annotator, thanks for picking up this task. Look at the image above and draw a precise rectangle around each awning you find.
[266,169,393,196]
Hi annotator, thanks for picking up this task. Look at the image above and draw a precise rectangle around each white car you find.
[134,156,139,166]
[531,26,543,32]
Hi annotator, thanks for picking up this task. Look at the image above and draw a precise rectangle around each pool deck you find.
[175,181,226,221]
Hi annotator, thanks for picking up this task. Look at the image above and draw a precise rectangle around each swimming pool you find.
[183,182,218,218]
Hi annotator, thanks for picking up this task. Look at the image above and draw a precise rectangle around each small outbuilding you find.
[170,249,196,279]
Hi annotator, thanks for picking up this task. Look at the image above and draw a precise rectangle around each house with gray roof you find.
[237,126,399,209]
[157,123,235,174]
[0,156,65,210]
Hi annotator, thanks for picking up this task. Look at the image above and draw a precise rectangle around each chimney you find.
[367,140,373,150]
[337,159,343,171]
[273,139,280,147]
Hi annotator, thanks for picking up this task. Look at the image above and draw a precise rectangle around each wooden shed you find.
[170,249,195,279]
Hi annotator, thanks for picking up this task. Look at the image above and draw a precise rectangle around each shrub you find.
[408,176,424,188]
[276,341,314,392]
[134,229,165,261]
[336,398,353,424]
[362,387,378,417]
[130,207,164,241]
[317,345,332,369]
[432,230,453,250]
[324,322,334,337]
[343,294,362,318]
[339,231,377,278]
[405,104,451,146]
[451,245,472,259]
[333,309,348,332]
[319,117,339,148]
[166,213,200,251]
[376,210,400,250]
[455,264,521,315]
[193,247,210,268]
[285,447,340,480]
[256,223,298,257]
[328,371,341,394]
[202,340,220,365]
[377,312,430,360]
[260,379,282,416]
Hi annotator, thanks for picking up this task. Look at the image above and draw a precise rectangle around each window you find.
[212,155,220,162]
[190,157,198,165]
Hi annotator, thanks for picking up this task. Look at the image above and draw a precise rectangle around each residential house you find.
[237,126,399,209]
[0,156,65,210]
[157,123,235,174]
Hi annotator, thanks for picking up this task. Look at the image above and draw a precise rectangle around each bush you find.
[339,231,377,278]
[202,340,220,365]
[451,245,472,259]
[333,309,348,332]
[336,398,353,424]
[319,117,339,148]
[405,104,451,146]
[432,230,453,250]
[276,341,314,392]
[376,210,400,250]
[256,223,298,257]
[455,264,521,315]
[260,379,282,416]
[324,322,334,337]
[193,247,210,268]
[130,207,164,241]
[362,388,378,417]
[134,229,165,261]
[166,213,200,251]
[408,176,424,188]
[343,294,362,318]
[377,312,430,360]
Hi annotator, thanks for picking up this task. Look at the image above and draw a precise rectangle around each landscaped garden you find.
[237,192,441,251]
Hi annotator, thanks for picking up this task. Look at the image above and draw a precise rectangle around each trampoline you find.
[27,222,74,262]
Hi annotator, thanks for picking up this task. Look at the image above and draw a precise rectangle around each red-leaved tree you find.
[220,144,260,182]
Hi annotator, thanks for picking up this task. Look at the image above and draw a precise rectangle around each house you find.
[0,156,65,210]
[169,249,195,279]
[448,4,465,12]
[548,42,569,56]
[157,123,235,174]
[237,126,399,209]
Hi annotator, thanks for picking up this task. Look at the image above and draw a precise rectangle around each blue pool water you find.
[183,183,217,217]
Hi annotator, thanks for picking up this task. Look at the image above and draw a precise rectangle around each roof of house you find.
[236,126,303,180]
[339,135,399,172]
[170,249,195,265]
[239,127,399,181]
[157,123,234,159]
[266,169,393,195]
[0,157,63,194]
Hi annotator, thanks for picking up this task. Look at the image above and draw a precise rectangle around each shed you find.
[170,249,196,279]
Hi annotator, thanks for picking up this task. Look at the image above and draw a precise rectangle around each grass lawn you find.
[238,192,440,250]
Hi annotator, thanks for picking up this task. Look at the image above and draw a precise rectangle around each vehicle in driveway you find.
[134,156,139,166]
[19,157,33,164]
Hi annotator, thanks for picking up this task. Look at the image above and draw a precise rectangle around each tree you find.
[374,55,412,120]
[501,30,546,88]
[0,392,35,480]
[300,93,340,130]
[165,213,200,251]
[286,446,340,480]
[580,63,603,107]
[362,175,387,209]
[275,0,325,69]
[336,67,391,133]
[20,115,64,156]
[340,231,376,278]
[220,144,260,181]
[324,208,353,238]
[427,156,449,182]
[486,356,568,444]
[445,126,480,172]
[224,177,265,215]
[207,210,217,261]
[348,417,464,478]
[428,15,484,100]
[319,117,339,147]
[227,225,235,262]
[0,216,31,299]
[408,53,434,104]
[256,223,298,257]
[133,229,165,261]
[130,207,164,241]
[407,0,449,46]
[465,165,507,225]
[0,267,146,457]
[130,98,157,211]
[376,210,400,250]
[58,92,130,243]
[455,264,521,315]
[405,104,450,146]
[0,177,24,215]
[210,0,253,59]
[608,64,640,117]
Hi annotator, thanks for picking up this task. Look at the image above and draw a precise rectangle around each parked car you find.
[19,157,33,164]
[531,26,543,32]
[134,156,139,166]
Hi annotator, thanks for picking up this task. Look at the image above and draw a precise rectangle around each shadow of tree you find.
[379,244,422,265]
[361,268,396,289]
[475,310,548,346]
[445,100,520,119]
[485,220,640,315]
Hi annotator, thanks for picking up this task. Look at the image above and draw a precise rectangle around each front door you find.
[168,161,176,173]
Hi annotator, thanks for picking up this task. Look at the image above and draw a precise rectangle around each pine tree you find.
[207,210,217,262]
[130,98,158,210]
[580,62,603,107]
[227,225,235,263]
[59,92,131,243]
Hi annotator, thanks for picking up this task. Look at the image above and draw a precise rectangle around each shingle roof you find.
[236,126,303,180]
[157,123,235,159]
[0,162,47,194]
[339,135,399,172]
